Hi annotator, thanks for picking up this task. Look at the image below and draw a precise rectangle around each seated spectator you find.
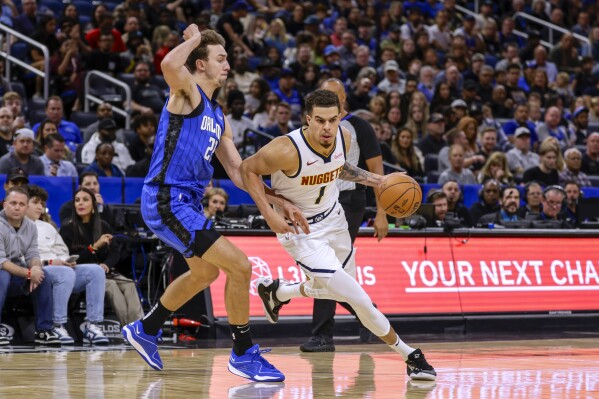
[59,187,143,327]
[439,144,477,185]
[26,185,108,345]
[84,31,124,76]
[60,172,114,225]
[559,148,591,187]
[441,180,472,227]
[523,139,560,186]
[0,128,45,176]
[471,128,500,174]
[273,68,303,125]
[427,190,449,228]
[469,179,501,225]
[536,106,573,151]
[506,127,540,176]
[31,96,82,152]
[418,113,447,157]
[83,103,114,144]
[227,89,258,148]
[478,152,514,185]
[501,104,539,146]
[130,61,166,114]
[517,181,544,219]
[391,127,424,180]
[82,142,125,178]
[561,181,582,226]
[203,187,229,219]
[570,106,590,146]
[81,118,134,172]
[84,13,126,52]
[34,120,59,157]
[0,107,14,157]
[533,185,573,228]
[478,185,523,226]
[2,92,27,131]
[581,132,599,175]
[126,135,155,178]
[261,102,297,142]
[126,113,157,163]
[40,134,78,177]
[0,187,59,345]
[252,92,280,131]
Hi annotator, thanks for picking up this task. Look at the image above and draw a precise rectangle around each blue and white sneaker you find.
[83,323,109,345]
[228,344,285,382]
[122,320,163,371]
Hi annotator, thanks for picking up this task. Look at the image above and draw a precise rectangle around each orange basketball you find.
[378,174,422,218]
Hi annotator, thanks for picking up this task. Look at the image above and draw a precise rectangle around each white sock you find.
[388,335,415,361]
[276,281,303,302]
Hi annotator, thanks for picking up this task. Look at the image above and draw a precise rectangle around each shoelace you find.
[252,348,276,369]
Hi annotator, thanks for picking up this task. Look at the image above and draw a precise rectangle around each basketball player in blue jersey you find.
[240,90,436,381]
[122,25,309,382]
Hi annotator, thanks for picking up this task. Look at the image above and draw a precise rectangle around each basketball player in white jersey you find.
[240,90,436,380]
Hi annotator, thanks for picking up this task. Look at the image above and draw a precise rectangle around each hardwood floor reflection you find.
[0,338,598,398]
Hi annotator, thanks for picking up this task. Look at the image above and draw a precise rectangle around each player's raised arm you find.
[161,24,202,94]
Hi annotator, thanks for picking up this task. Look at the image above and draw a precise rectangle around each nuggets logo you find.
[249,257,273,296]
[301,166,343,186]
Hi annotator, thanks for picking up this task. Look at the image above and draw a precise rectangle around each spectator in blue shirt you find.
[31,96,82,152]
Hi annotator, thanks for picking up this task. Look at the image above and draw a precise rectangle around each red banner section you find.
[209,236,599,318]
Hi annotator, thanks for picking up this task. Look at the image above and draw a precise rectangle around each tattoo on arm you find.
[339,162,383,187]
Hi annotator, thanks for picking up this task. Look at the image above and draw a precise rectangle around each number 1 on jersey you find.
[315,186,326,204]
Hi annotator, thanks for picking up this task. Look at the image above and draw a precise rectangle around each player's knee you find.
[225,257,251,283]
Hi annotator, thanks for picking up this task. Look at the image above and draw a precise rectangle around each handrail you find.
[0,23,50,99]
[242,128,275,155]
[83,70,132,129]
[512,12,590,47]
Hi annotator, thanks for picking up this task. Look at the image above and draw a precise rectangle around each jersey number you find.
[204,137,217,161]
[315,186,326,204]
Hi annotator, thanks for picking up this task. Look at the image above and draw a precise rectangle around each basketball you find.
[378,174,422,218]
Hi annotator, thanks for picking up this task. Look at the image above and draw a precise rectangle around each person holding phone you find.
[59,187,143,328]
[26,185,108,345]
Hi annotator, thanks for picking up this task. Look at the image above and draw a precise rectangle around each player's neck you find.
[302,126,335,157]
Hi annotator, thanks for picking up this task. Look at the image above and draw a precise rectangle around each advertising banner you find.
[209,236,599,318]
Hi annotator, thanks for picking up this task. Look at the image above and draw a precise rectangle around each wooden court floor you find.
[0,338,598,398]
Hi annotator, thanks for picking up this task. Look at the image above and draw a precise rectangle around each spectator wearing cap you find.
[356,18,377,54]
[226,89,258,148]
[570,106,590,145]
[81,118,134,172]
[0,128,44,176]
[256,59,283,91]
[31,96,82,152]
[428,9,452,53]
[0,107,14,158]
[130,61,165,115]
[41,134,77,178]
[377,60,404,94]
[581,132,599,175]
[322,44,342,68]
[380,26,402,55]
[418,113,447,157]
[506,127,540,176]
[560,148,592,187]
[216,1,254,56]
[451,99,468,120]
[303,15,321,36]
[273,69,302,125]
[537,106,573,151]
[3,167,28,193]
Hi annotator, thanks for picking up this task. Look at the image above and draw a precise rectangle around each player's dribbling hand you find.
[183,24,201,41]
[379,171,407,189]
[280,202,310,235]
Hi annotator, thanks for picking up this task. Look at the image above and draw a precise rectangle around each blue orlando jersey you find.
[145,85,224,193]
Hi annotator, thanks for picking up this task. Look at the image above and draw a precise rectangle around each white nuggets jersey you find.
[271,126,347,217]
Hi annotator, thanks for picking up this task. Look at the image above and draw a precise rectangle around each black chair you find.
[70,111,98,129]
[28,109,47,126]
[424,154,439,173]
[117,73,135,88]
[588,176,599,187]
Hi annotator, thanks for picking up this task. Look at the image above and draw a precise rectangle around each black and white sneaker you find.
[406,349,436,381]
[0,323,14,346]
[34,329,61,346]
[256,277,289,324]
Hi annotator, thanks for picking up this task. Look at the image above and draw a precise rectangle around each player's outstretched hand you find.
[280,201,310,235]
[183,24,201,42]
[265,211,297,235]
